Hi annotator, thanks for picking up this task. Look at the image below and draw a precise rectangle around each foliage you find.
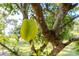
[0,3,79,56]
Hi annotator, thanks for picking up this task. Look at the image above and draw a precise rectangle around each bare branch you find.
[22,3,28,19]
[53,4,70,30]
[14,3,21,9]
[29,40,37,56]
[39,43,47,52]
[59,15,79,30]
[64,36,79,46]
[70,3,78,10]
[53,3,78,31]
[14,3,29,19]
[0,42,19,56]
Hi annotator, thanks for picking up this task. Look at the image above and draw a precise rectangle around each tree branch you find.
[31,3,50,38]
[15,3,28,19]
[70,3,78,10]
[29,40,37,56]
[14,3,21,9]
[59,15,79,31]
[21,3,28,19]
[0,42,19,56]
[53,3,78,31]
[64,36,79,46]
[38,43,47,52]
[44,3,55,16]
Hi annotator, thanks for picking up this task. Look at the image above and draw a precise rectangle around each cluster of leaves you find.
[59,15,74,40]
[0,3,19,15]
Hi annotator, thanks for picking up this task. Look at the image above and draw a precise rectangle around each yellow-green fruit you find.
[20,19,38,41]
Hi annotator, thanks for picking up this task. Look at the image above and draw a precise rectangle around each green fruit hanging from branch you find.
[20,18,38,41]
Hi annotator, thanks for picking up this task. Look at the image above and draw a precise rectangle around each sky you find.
[4,11,23,35]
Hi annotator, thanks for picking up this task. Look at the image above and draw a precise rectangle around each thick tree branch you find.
[70,3,78,10]
[22,3,28,19]
[31,3,50,38]
[53,4,70,30]
[53,3,78,32]
[0,42,19,56]
[49,35,79,56]
[65,36,79,46]
[15,3,28,19]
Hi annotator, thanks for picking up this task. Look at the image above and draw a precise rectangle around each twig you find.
[60,15,79,29]
[0,42,19,56]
